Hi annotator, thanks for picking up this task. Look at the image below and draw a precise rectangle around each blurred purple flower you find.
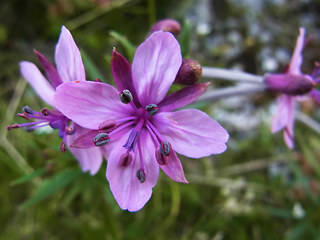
[54,31,229,211]
[8,26,103,175]
[265,28,320,148]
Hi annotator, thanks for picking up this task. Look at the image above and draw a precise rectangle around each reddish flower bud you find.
[174,59,203,85]
[264,73,315,95]
[151,19,181,36]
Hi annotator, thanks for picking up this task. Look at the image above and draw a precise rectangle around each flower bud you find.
[264,73,315,95]
[174,59,203,85]
[151,19,181,36]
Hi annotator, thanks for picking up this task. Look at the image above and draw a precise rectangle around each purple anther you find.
[145,104,159,116]
[65,126,75,135]
[99,119,117,132]
[119,152,133,167]
[42,108,49,116]
[7,124,19,131]
[17,113,30,120]
[119,89,133,104]
[60,142,66,152]
[93,132,110,147]
[160,141,171,156]
[22,106,33,114]
[136,169,146,183]
[155,146,168,165]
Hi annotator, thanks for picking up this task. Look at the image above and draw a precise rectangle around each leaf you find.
[286,221,307,240]
[109,30,136,61]
[81,49,106,82]
[11,168,46,186]
[179,20,191,58]
[20,169,81,209]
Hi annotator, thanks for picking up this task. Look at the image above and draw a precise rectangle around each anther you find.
[119,152,133,167]
[17,113,30,120]
[60,142,66,152]
[93,133,110,147]
[7,124,19,131]
[145,104,159,116]
[42,108,49,116]
[119,89,133,104]
[136,169,146,183]
[99,120,117,132]
[155,146,168,165]
[160,141,171,156]
[65,126,75,135]
[94,78,102,82]
[22,106,33,114]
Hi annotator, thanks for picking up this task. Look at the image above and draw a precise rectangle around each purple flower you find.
[8,26,103,175]
[54,31,229,211]
[264,28,320,148]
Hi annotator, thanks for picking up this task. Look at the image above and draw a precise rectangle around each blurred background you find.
[1,0,320,239]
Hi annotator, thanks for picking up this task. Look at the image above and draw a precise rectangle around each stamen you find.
[155,146,168,165]
[99,120,117,132]
[145,104,159,116]
[7,124,19,130]
[42,108,49,116]
[93,132,110,147]
[119,89,133,104]
[119,152,132,167]
[60,141,66,152]
[136,169,146,183]
[160,141,171,156]
[94,78,102,82]
[22,106,33,114]
[17,113,30,120]
[65,126,75,135]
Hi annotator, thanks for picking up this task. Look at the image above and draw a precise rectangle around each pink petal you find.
[105,129,159,212]
[20,61,55,106]
[160,151,188,183]
[54,81,134,129]
[67,125,103,175]
[271,95,294,133]
[34,49,63,88]
[288,27,305,75]
[71,129,99,148]
[111,49,140,107]
[153,109,229,158]
[158,83,210,112]
[132,31,182,106]
[55,26,85,82]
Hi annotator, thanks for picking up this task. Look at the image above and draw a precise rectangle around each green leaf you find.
[81,49,106,82]
[11,168,46,186]
[179,20,191,58]
[20,169,81,209]
[109,30,136,61]
[267,207,293,219]
[286,221,307,240]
